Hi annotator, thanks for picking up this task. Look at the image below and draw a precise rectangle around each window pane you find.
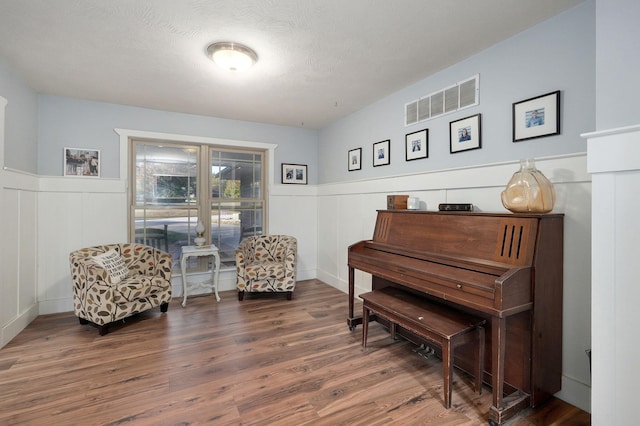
[135,144,198,206]
[134,143,199,265]
[211,151,262,200]
[210,149,264,267]
[134,208,199,266]
[210,201,263,265]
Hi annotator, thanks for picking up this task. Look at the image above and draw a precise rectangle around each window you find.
[210,149,264,264]
[131,140,266,268]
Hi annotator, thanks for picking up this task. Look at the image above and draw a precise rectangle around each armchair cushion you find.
[244,261,286,281]
[112,276,170,304]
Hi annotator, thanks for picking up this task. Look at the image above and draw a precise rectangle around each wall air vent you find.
[405,74,479,127]
[405,101,418,126]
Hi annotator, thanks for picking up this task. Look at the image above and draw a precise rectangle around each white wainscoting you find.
[36,177,319,311]
[314,153,592,413]
[37,177,127,314]
[0,96,39,348]
[269,183,318,283]
[0,169,39,348]
[0,145,592,413]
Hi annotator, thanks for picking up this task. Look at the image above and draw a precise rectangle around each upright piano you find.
[348,210,563,425]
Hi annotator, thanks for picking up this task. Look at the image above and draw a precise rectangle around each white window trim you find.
[114,128,278,190]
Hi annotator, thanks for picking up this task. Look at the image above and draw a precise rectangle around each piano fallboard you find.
[349,242,532,316]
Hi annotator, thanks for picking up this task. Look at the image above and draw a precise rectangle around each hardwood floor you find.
[0,279,590,425]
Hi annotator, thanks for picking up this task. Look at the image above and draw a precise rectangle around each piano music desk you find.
[361,287,485,409]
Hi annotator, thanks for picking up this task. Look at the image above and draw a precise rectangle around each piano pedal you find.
[413,344,436,359]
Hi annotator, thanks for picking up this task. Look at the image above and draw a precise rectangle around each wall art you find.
[512,90,560,142]
[348,147,362,171]
[281,163,307,184]
[373,139,390,167]
[405,129,428,161]
[64,147,100,177]
[450,114,481,154]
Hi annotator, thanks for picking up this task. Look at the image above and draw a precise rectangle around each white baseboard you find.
[1,303,39,348]
[297,268,316,282]
[38,298,74,315]
[555,375,591,413]
[170,267,318,298]
[316,270,342,292]
[36,267,319,319]
[316,271,372,300]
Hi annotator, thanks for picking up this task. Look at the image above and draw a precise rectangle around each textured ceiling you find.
[0,0,583,129]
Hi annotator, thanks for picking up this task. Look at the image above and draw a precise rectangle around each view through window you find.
[132,141,265,269]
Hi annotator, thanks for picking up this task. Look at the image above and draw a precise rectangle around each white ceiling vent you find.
[405,74,479,127]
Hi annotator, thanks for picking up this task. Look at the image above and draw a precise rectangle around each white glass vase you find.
[194,221,206,246]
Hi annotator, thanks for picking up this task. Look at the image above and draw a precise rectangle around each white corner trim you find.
[0,96,7,171]
[583,124,640,174]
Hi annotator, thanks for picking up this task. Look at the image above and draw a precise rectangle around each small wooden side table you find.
[180,244,221,307]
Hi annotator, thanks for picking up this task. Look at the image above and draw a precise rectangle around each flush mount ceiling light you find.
[207,42,258,72]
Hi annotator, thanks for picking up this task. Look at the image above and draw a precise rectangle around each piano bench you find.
[360,287,485,409]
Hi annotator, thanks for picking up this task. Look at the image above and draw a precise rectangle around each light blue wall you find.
[37,96,319,182]
[595,0,640,130]
[0,57,39,173]
[318,1,595,184]
[2,1,597,184]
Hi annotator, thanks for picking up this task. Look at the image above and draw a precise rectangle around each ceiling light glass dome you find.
[207,42,258,72]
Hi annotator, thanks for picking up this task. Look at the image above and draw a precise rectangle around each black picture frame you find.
[373,139,390,167]
[281,163,307,184]
[512,90,560,142]
[450,113,482,154]
[405,129,428,161]
[348,148,362,171]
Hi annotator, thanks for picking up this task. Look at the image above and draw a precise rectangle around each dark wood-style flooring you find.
[0,279,590,425]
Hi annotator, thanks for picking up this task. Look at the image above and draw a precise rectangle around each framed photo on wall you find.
[348,147,362,171]
[373,139,390,167]
[512,90,561,142]
[405,129,428,161]
[64,147,100,177]
[281,163,307,184]
[450,114,481,154]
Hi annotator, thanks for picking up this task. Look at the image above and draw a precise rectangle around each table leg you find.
[212,251,221,302]
[181,253,188,307]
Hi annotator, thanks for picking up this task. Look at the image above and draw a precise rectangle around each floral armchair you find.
[236,235,297,300]
[69,243,172,335]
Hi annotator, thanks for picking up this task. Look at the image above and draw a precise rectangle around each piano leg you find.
[362,304,369,347]
[489,317,531,425]
[347,266,362,330]
[442,339,453,409]
[476,325,485,395]
[492,317,506,411]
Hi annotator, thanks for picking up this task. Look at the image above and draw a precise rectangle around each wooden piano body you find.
[347,210,563,425]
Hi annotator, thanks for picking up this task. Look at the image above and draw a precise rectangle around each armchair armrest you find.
[236,238,255,262]
[122,245,173,280]
[283,238,297,273]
